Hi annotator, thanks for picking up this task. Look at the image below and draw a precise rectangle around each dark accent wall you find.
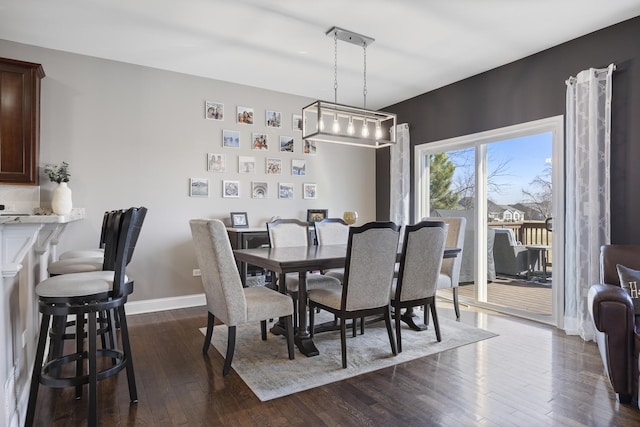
[378,16,640,244]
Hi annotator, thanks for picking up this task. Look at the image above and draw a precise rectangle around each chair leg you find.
[118,306,138,402]
[223,326,236,376]
[292,294,299,331]
[429,299,442,342]
[384,306,397,357]
[360,316,365,335]
[453,287,460,320]
[261,320,267,340]
[395,305,402,353]
[340,318,347,369]
[75,313,84,399]
[202,311,215,354]
[352,317,357,337]
[25,313,51,427]
[88,311,98,426]
[285,315,295,360]
[309,303,315,338]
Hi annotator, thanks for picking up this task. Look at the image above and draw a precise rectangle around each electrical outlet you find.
[192,269,201,276]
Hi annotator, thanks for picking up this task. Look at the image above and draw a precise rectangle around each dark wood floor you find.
[31,301,640,426]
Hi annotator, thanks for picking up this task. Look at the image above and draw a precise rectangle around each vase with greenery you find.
[44,161,72,215]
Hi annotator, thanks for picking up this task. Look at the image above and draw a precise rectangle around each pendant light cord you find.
[334,31,338,105]
[363,42,367,110]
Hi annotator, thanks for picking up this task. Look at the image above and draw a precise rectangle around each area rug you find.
[200,309,497,401]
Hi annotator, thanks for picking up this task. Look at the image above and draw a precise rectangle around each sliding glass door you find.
[415,117,564,326]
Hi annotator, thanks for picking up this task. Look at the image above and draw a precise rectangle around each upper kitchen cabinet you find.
[0,58,45,185]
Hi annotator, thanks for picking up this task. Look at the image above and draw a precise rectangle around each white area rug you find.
[200,310,497,401]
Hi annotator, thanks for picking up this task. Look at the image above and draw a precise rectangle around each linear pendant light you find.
[302,27,397,149]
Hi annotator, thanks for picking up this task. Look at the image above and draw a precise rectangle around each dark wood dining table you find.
[233,244,460,357]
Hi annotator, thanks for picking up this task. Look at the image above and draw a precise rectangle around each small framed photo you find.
[252,181,268,199]
[230,212,248,228]
[205,101,224,120]
[190,178,209,197]
[252,133,268,150]
[223,130,240,148]
[266,157,282,174]
[303,140,317,155]
[292,159,306,176]
[207,153,226,172]
[237,106,254,124]
[279,183,294,199]
[306,209,327,222]
[292,114,303,131]
[303,183,317,199]
[266,110,282,128]
[280,136,294,152]
[223,180,240,198]
[239,156,256,173]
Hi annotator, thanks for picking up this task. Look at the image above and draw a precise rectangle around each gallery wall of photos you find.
[189,101,318,201]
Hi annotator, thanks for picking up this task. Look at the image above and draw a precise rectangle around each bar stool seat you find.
[59,248,105,260]
[36,270,130,298]
[47,256,104,275]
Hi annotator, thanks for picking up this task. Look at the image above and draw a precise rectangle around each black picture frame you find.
[306,209,328,223]
[230,212,249,228]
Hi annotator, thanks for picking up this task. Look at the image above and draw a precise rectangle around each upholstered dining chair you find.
[267,218,341,329]
[425,216,466,319]
[190,218,295,376]
[57,210,109,260]
[392,220,447,352]
[26,207,147,427]
[314,217,349,282]
[308,221,400,368]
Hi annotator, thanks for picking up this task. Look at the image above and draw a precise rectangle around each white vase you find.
[52,182,73,215]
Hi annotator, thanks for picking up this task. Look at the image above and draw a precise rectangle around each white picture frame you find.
[237,106,254,124]
[279,182,294,199]
[292,159,306,176]
[280,136,294,152]
[252,181,268,199]
[303,183,317,199]
[190,178,209,197]
[223,180,240,198]
[207,153,226,172]
[223,130,240,148]
[266,157,282,174]
[205,101,224,120]
[266,110,282,128]
[239,156,256,173]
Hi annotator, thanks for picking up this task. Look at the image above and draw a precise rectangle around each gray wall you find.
[0,39,377,304]
[378,15,640,245]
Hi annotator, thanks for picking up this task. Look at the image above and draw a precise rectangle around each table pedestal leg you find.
[400,307,429,331]
[294,271,319,357]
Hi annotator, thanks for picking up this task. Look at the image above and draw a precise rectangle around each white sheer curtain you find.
[564,63,615,340]
[390,123,410,225]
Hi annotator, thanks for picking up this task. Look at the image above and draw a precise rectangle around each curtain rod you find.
[565,63,616,86]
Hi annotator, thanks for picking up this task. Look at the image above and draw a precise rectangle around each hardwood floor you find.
[31,301,640,426]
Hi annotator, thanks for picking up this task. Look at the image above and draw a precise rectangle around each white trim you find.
[126,293,206,315]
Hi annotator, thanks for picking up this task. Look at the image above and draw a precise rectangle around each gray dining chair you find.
[392,220,447,352]
[425,216,466,319]
[308,221,400,368]
[314,217,350,282]
[190,218,295,376]
[267,219,341,329]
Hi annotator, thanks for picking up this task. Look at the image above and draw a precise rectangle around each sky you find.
[450,132,553,205]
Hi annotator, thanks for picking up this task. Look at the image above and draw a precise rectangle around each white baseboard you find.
[126,293,206,315]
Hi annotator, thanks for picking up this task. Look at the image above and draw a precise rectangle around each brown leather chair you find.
[588,244,640,406]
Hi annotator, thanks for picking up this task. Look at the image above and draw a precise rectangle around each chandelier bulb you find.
[332,114,340,133]
[318,116,325,131]
[375,121,382,139]
[361,119,369,138]
[347,117,355,135]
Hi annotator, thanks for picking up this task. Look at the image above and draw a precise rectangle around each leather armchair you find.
[588,244,640,406]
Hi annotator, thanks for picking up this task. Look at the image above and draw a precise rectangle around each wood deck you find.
[446,276,553,316]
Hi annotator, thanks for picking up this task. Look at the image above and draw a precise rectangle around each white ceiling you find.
[1,0,639,109]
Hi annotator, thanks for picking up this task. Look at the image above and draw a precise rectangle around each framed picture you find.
[266,157,282,174]
[266,110,282,128]
[303,140,317,155]
[252,181,268,198]
[230,211,248,228]
[303,183,317,199]
[190,178,209,197]
[238,156,256,173]
[292,159,306,176]
[292,114,303,131]
[207,153,226,172]
[237,106,254,124]
[205,101,224,120]
[278,182,294,199]
[223,180,240,198]
[280,136,294,152]
[223,130,240,148]
[306,209,327,222]
[252,133,268,150]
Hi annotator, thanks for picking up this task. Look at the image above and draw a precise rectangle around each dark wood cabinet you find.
[0,57,45,185]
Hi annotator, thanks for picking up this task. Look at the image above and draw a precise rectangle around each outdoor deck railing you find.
[488,220,552,246]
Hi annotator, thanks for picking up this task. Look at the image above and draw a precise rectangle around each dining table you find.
[233,244,460,357]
